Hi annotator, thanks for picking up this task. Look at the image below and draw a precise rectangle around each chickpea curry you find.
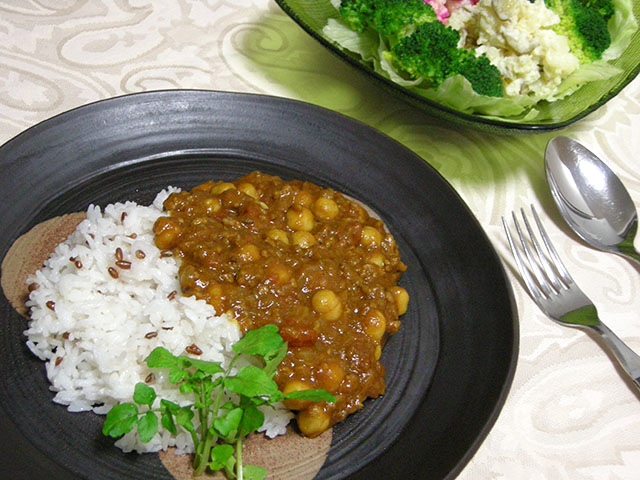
[153,172,409,437]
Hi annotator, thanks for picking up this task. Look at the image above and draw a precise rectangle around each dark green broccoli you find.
[371,0,436,38]
[456,52,504,98]
[338,0,435,37]
[338,0,375,33]
[581,0,615,21]
[337,0,503,97]
[390,21,459,85]
[545,0,613,62]
[391,22,502,95]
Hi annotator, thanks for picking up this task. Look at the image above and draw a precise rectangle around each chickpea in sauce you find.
[153,171,409,437]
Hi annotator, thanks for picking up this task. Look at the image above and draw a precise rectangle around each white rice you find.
[25,189,292,454]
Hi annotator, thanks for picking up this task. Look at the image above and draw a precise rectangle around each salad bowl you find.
[275,0,640,134]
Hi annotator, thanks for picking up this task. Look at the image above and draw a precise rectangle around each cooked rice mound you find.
[25,189,292,453]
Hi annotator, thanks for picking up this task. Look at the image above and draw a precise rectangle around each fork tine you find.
[510,210,559,299]
[519,207,567,292]
[529,205,575,287]
[502,214,547,303]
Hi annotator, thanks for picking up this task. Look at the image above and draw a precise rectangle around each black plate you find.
[0,90,518,480]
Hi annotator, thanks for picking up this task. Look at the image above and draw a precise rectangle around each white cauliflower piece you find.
[448,0,580,99]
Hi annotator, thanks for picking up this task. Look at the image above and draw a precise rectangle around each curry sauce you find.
[153,172,408,436]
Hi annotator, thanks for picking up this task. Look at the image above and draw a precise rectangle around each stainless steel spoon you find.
[545,136,640,264]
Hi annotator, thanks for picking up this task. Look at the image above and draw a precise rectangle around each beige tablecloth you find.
[1,1,639,478]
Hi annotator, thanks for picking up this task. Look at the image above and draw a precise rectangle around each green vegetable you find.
[391,20,503,97]
[338,0,375,32]
[337,0,503,97]
[546,0,614,62]
[102,324,336,479]
[339,0,436,36]
[582,0,615,21]
[391,21,458,84]
[455,51,504,98]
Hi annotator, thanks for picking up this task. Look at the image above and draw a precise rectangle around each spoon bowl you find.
[544,136,640,264]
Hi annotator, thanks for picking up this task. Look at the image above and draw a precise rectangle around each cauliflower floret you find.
[448,0,580,99]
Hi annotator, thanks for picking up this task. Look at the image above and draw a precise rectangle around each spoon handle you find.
[590,322,640,392]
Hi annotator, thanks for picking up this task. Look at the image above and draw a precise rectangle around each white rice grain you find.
[25,189,292,454]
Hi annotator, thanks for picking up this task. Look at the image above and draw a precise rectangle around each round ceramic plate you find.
[0,90,517,479]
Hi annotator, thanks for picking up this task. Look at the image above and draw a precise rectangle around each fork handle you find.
[590,323,640,392]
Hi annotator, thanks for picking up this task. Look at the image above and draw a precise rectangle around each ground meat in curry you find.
[153,172,409,437]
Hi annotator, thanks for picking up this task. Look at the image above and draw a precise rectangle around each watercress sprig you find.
[102,324,335,480]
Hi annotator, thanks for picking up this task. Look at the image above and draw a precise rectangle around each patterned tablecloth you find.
[1,1,639,478]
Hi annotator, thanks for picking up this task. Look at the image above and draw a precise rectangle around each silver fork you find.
[503,206,640,392]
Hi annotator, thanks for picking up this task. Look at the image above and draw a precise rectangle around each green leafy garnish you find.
[102,325,336,479]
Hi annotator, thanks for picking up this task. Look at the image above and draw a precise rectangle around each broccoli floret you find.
[545,0,612,62]
[371,0,437,38]
[338,0,375,33]
[390,20,503,96]
[391,22,459,84]
[338,0,503,97]
[580,0,615,21]
[339,0,436,36]
[456,52,504,97]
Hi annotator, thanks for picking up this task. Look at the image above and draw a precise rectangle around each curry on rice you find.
[153,172,409,437]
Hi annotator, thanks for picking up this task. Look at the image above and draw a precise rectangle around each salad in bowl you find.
[321,0,638,122]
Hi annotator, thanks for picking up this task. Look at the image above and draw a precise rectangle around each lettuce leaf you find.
[603,0,638,61]
[552,61,624,100]
[322,18,379,62]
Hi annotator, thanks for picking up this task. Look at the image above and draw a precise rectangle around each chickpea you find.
[323,304,342,321]
[312,289,342,321]
[291,231,316,248]
[206,283,222,296]
[282,380,313,411]
[153,217,182,250]
[391,286,409,315]
[266,228,289,245]
[374,344,382,360]
[367,252,385,267]
[297,405,331,437]
[162,192,184,211]
[210,182,236,195]
[237,182,259,199]
[266,262,292,284]
[363,309,386,341]
[235,243,261,263]
[286,206,314,232]
[191,180,215,193]
[313,197,339,220]
[312,289,339,313]
[317,361,345,392]
[294,190,314,207]
[360,226,383,247]
[388,319,401,332]
[206,283,225,314]
[203,197,221,214]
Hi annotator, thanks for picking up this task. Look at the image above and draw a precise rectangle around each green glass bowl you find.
[275,0,640,135]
